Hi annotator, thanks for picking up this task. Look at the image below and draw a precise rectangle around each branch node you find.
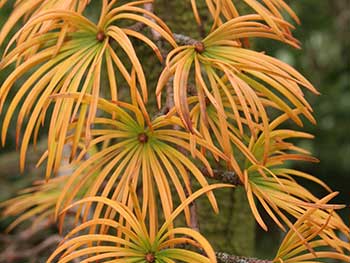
[96,31,105,42]
[138,133,149,143]
[194,41,205,53]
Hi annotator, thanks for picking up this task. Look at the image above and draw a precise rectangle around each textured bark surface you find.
[197,186,256,256]
[216,252,272,263]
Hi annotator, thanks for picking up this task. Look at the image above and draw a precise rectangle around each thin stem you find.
[201,167,242,186]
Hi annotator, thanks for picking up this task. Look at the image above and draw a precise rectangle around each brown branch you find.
[128,21,146,32]
[144,3,161,41]
[201,167,243,186]
[187,176,200,232]
[128,22,201,48]
[154,77,175,118]
[216,252,272,263]
[173,33,200,45]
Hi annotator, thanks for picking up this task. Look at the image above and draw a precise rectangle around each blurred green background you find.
[0,0,349,262]
[258,0,350,206]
